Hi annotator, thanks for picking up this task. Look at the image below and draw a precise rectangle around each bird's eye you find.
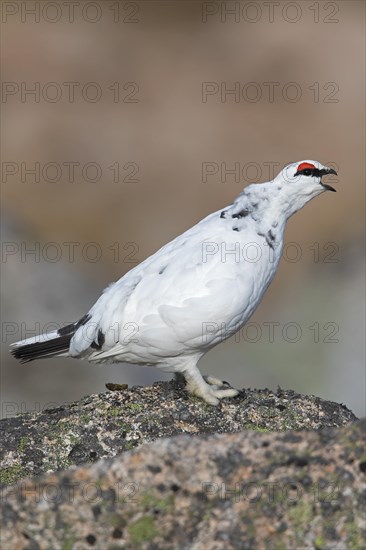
[303,169,312,176]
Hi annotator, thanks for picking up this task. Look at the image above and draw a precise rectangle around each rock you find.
[1,417,364,549]
[0,379,357,486]
[0,379,361,547]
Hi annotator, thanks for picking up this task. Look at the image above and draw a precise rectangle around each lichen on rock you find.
[0,379,363,549]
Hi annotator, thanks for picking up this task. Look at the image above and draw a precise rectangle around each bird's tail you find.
[10,314,90,363]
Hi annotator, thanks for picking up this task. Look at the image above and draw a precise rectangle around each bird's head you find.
[271,160,338,217]
[277,160,337,193]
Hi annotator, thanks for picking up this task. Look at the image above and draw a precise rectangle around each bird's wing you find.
[76,210,256,360]
[69,274,142,356]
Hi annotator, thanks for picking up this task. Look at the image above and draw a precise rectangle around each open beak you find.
[320,168,337,192]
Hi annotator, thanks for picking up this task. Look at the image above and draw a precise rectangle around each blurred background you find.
[1,1,365,418]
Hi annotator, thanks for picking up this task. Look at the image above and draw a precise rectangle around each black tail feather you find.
[11,334,73,363]
[11,314,90,364]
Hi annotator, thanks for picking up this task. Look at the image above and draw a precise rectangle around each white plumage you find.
[11,160,337,404]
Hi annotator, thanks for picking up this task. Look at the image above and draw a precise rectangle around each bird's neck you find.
[230,181,317,231]
[228,184,288,235]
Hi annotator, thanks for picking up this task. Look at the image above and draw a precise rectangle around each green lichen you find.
[61,533,77,550]
[272,542,287,550]
[288,501,314,544]
[186,395,213,412]
[69,433,79,445]
[141,493,174,512]
[106,408,132,433]
[108,407,122,417]
[202,508,213,522]
[58,458,72,470]
[315,535,325,548]
[50,419,78,439]
[0,465,23,485]
[124,440,138,451]
[345,520,364,549]
[18,436,30,452]
[80,413,92,424]
[282,409,305,431]
[128,516,158,547]
[246,425,271,433]
[126,403,143,412]
[108,513,126,528]
[48,420,79,460]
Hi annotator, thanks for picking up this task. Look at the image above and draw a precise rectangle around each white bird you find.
[11,160,337,404]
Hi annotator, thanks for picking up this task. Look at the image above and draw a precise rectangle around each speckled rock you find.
[1,419,365,549]
[0,378,357,487]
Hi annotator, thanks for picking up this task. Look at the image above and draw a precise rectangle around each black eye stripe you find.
[294,168,323,177]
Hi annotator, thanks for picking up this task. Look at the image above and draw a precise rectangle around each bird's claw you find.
[199,375,239,404]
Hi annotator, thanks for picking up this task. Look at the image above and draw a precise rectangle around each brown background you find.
[1,1,365,417]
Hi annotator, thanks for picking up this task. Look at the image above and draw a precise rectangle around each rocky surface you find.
[1,418,365,549]
[0,378,357,486]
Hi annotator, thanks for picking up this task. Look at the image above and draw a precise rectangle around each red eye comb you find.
[297,162,316,172]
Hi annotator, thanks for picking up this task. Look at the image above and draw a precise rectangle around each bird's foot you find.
[203,375,231,388]
[187,374,239,405]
